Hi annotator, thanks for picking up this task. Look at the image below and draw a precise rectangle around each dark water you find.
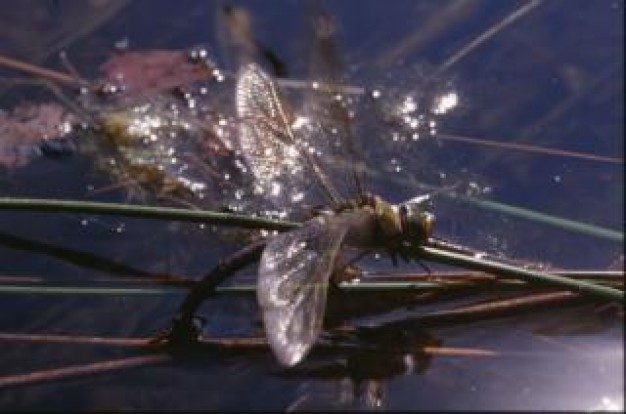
[0,0,623,410]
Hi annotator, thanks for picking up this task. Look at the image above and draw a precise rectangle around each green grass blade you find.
[418,246,624,302]
[0,197,298,231]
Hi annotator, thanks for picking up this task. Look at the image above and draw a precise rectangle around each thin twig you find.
[162,239,267,344]
[0,229,170,279]
[0,331,497,357]
[0,54,82,86]
[0,332,150,348]
[359,290,585,333]
[437,133,623,164]
[0,354,170,389]
[434,0,542,75]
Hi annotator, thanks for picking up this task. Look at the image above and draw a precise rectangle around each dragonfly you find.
[235,63,436,366]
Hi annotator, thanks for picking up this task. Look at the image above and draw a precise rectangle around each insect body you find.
[236,64,434,366]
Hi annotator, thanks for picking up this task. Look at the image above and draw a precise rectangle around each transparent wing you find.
[237,62,287,125]
[303,5,366,198]
[236,63,341,213]
[257,215,347,366]
[236,63,312,212]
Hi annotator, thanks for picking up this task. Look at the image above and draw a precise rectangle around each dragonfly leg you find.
[152,239,266,347]
[329,248,371,292]
[415,259,432,276]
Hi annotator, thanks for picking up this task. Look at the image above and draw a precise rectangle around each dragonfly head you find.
[398,196,435,244]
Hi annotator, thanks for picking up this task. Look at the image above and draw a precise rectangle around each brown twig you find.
[0,354,170,389]
[159,239,267,344]
[0,54,83,86]
[365,269,624,283]
[0,332,151,348]
[365,290,586,333]
[0,331,496,357]
[437,133,623,164]
[0,230,187,282]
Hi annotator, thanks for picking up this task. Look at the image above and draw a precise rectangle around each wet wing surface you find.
[257,214,347,366]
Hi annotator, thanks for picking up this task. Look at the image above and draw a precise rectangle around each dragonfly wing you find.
[236,63,342,214]
[237,62,286,124]
[236,63,307,209]
[301,6,365,199]
[257,215,347,366]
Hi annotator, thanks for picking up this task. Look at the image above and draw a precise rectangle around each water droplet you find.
[212,69,225,82]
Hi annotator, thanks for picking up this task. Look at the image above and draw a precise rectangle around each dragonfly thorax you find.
[337,195,402,248]
[335,194,434,250]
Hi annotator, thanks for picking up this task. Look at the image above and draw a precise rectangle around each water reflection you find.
[277,328,440,410]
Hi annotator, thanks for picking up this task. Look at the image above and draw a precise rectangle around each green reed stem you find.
[0,197,621,302]
[417,246,624,302]
[0,277,621,297]
[384,172,622,242]
[0,281,453,296]
[459,197,623,242]
[0,197,298,231]
[327,155,623,242]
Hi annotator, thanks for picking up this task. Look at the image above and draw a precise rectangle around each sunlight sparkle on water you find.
[432,91,458,115]
[400,96,417,114]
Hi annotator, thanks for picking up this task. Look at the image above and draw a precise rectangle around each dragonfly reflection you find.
[235,63,435,366]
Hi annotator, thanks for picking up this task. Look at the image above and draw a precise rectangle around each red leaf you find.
[98,50,215,97]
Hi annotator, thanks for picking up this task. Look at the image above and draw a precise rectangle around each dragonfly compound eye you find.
[400,203,435,243]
